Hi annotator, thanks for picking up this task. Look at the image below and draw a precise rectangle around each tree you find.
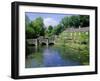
[80,15,89,27]
[45,25,53,37]
[61,16,71,28]
[25,15,34,38]
[53,24,63,35]
[32,17,44,37]
[69,16,80,28]
[60,15,89,28]
[61,15,80,28]
[26,22,35,38]
[48,25,53,33]
[26,17,45,39]
[40,27,46,36]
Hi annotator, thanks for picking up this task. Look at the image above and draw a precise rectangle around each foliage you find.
[79,32,89,44]
[70,16,80,28]
[46,25,53,37]
[26,22,35,38]
[52,24,64,35]
[54,30,89,64]
[26,17,45,38]
[26,15,89,65]
[60,16,71,28]
[61,15,89,28]
[25,15,89,39]
[32,17,45,37]
[80,15,89,27]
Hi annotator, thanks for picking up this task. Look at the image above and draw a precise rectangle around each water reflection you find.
[25,45,89,68]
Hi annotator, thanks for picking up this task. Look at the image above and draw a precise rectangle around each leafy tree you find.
[61,16,71,28]
[48,25,53,34]
[61,15,80,28]
[53,24,63,35]
[60,15,89,28]
[45,25,53,37]
[26,22,35,38]
[32,17,44,37]
[25,15,34,38]
[40,27,46,36]
[69,16,80,28]
[80,15,89,27]
[26,17,45,39]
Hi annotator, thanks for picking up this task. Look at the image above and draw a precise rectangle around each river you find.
[25,45,88,68]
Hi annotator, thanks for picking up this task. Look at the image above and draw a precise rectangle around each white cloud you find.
[43,18,58,27]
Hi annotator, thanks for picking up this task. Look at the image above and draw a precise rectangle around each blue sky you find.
[25,12,74,27]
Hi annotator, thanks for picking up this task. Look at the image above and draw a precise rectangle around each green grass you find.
[54,31,89,65]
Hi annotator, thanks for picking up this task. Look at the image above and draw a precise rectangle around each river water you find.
[25,45,85,68]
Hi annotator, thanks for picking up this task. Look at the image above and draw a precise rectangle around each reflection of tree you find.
[26,46,44,67]
[54,45,89,65]
[32,52,43,67]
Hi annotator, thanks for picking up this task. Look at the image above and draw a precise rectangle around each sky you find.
[25,12,74,27]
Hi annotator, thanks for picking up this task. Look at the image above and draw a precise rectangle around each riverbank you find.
[53,43,89,65]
